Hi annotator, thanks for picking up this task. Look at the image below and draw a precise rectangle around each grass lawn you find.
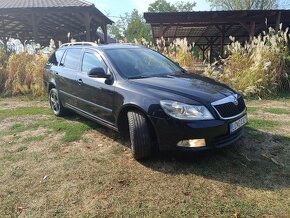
[0,96,289,217]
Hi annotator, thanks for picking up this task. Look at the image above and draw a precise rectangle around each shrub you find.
[4,52,48,96]
[205,27,290,97]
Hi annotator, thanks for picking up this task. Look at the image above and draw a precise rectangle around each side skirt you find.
[65,103,118,132]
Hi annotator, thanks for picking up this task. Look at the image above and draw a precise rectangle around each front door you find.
[76,50,116,124]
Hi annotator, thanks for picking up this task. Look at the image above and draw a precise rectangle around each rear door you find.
[56,48,82,107]
[76,49,116,124]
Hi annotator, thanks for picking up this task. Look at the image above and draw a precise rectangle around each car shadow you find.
[64,113,289,191]
[141,127,290,191]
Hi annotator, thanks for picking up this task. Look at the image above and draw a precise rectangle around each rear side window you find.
[62,48,82,70]
[47,49,65,66]
[82,52,107,73]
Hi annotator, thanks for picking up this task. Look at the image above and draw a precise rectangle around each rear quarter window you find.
[47,49,65,66]
[62,48,82,70]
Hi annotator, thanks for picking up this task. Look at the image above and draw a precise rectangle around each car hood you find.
[129,74,236,104]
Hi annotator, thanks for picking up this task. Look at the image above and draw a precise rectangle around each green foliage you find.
[206,0,278,10]
[124,9,152,43]
[148,0,196,12]
[109,9,152,43]
[204,27,290,97]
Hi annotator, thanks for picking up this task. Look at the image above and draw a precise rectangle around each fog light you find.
[177,139,206,148]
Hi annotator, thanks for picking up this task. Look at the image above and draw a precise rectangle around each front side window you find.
[82,52,107,73]
[63,48,82,70]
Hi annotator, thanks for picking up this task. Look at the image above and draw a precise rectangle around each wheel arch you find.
[116,104,159,147]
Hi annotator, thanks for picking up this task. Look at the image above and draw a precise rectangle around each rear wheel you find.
[49,88,67,116]
[127,111,152,160]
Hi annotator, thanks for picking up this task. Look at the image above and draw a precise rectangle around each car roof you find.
[58,43,144,51]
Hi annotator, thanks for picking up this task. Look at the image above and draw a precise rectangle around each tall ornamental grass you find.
[0,49,9,94]
[139,37,199,71]
[205,27,290,97]
[2,52,47,97]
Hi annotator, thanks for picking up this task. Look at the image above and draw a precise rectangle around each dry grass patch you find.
[0,96,289,217]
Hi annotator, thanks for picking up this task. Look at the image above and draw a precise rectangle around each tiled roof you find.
[0,0,93,9]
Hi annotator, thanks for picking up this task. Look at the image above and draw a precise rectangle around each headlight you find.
[160,100,214,120]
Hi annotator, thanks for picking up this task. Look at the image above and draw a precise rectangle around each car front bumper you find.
[149,113,246,151]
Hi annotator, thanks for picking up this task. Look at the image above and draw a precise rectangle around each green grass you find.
[272,135,290,144]
[47,118,92,143]
[264,108,290,115]
[22,135,46,143]
[247,107,258,113]
[0,106,93,143]
[245,127,265,142]
[248,119,279,129]
[0,107,51,121]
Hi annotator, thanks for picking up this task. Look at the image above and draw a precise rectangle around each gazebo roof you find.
[144,10,290,45]
[0,0,113,45]
[0,0,92,9]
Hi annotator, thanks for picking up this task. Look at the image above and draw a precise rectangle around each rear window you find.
[47,49,65,66]
[62,48,82,70]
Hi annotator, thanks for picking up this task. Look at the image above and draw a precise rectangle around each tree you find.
[148,0,196,12]
[206,0,278,10]
[109,9,152,43]
[124,9,152,42]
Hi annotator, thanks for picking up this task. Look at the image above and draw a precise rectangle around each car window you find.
[47,49,65,66]
[62,48,82,70]
[82,52,107,73]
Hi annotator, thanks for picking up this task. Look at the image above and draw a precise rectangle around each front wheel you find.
[127,111,152,160]
[49,88,67,116]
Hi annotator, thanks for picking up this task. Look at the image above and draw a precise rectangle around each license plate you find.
[230,115,247,133]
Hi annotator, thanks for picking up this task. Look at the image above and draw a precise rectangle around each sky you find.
[87,0,211,21]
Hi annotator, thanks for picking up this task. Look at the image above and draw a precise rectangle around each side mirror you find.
[88,67,110,79]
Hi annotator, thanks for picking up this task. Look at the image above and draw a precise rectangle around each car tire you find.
[128,111,152,160]
[49,88,67,117]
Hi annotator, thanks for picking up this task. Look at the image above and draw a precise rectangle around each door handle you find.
[77,79,83,85]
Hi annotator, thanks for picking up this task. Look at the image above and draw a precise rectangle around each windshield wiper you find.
[128,75,150,79]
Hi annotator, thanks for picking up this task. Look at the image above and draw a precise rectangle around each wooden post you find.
[91,25,97,42]
[275,11,282,31]
[249,21,256,42]
[84,13,92,41]
[1,16,7,51]
[102,25,108,44]
[220,25,225,59]
[210,43,213,64]
[31,14,39,43]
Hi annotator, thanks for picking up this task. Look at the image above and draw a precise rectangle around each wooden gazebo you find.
[144,10,290,62]
[0,0,113,46]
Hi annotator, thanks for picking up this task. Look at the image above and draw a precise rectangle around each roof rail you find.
[60,42,98,48]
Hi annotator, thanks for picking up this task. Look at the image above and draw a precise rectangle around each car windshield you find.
[105,48,184,79]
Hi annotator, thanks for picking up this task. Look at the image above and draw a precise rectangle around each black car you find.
[44,42,247,160]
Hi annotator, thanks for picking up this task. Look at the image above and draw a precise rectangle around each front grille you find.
[213,97,246,119]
